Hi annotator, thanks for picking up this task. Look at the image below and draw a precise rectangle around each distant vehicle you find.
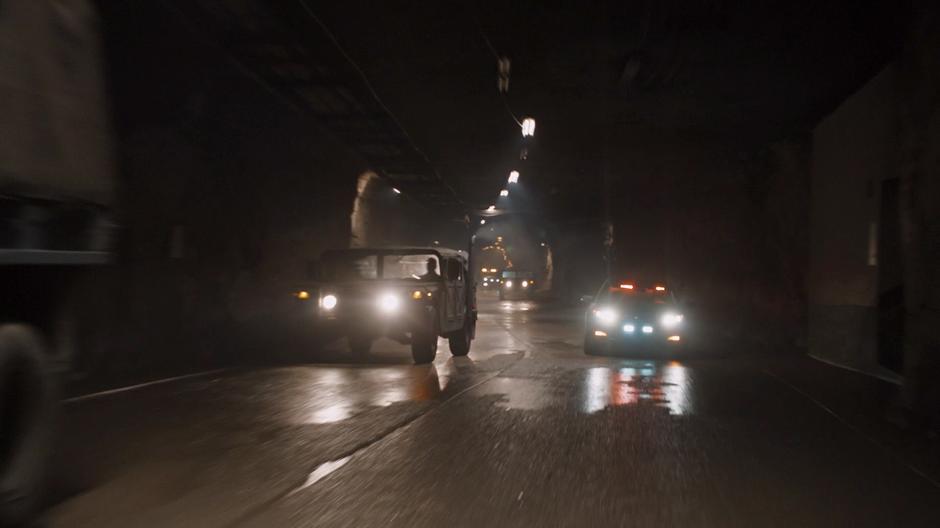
[582,280,686,355]
[301,247,477,363]
[480,266,501,288]
[498,270,536,300]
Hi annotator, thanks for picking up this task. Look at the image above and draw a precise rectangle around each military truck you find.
[300,247,477,364]
[0,1,115,523]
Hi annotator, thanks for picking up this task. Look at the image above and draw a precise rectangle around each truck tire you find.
[448,319,472,357]
[0,325,56,526]
[348,336,372,357]
[411,330,438,364]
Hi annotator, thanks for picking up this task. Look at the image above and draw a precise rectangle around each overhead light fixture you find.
[508,171,519,184]
[521,117,536,137]
[499,189,509,197]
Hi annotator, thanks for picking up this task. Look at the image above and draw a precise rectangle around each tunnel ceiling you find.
[165,0,464,215]
[176,0,903,219]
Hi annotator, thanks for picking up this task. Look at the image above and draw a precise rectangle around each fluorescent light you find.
[522,117,536,137]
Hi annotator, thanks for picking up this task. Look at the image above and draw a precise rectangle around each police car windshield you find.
[606,291,671,308]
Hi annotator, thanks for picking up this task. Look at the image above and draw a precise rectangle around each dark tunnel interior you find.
[1,0,939,525]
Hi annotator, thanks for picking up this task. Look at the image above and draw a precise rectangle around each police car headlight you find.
[661,312,683,328]
[378,293,401,313]
[320,294,338,310]
[593,307,618,326]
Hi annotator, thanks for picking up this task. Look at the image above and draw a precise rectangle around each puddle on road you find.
[478,377,560,411]
[292,456,351,494]
[299,365,448,424]
[581,362,693,415]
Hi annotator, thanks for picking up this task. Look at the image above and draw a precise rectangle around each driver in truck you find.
[418,258,440,280]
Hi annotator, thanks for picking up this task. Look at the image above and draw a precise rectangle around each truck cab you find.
[302,247,477,363]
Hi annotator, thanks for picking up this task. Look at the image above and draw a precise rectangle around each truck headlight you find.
[660,312,683,328]
[320,294,338,310]
[378,293,400,313]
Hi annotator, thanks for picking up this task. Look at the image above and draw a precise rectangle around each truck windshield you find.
[322,254,378,281]
[321,253,440,281]
[382,254,439,280]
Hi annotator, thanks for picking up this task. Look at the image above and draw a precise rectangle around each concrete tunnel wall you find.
[64,2,423,392]
[600,128,811,347]
[809,64,899,370]
[807,0,940,406]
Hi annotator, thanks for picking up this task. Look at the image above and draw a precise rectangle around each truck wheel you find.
[347,336,372,357]
[411,330,438,364]
[0,325,56,526]
[448,320,472,357]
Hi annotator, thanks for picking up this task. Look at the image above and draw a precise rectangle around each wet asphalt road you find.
[47,294,940,527]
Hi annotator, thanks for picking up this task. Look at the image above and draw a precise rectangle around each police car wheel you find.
[0,325,56,526]
[583,336,600,356]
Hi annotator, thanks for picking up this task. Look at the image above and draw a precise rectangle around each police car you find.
[583,280,686,355]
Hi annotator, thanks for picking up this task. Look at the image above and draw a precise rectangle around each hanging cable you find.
[295,0,462,204]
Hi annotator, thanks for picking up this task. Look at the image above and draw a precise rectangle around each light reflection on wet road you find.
[582,362,692,415]
[47,292,940,527]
